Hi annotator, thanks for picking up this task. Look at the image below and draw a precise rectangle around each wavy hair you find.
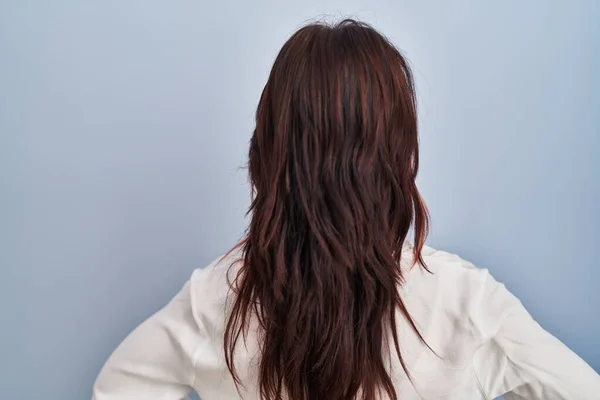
[224,19,430,400]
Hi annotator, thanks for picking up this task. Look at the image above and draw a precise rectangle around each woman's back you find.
[93,245,600,399]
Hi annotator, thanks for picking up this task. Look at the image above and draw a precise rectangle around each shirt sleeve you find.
[92,280,201,400]
[471,271,600,400]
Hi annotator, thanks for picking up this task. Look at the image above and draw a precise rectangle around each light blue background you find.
[1,1,598,399]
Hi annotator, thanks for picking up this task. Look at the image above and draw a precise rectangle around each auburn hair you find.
[224,19,430,400]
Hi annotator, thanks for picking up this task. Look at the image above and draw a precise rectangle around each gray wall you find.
[1,1,598,399]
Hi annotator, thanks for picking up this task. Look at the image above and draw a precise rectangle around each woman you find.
[93,19,600,400]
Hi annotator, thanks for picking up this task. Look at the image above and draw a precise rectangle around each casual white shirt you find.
[92,245,600,399]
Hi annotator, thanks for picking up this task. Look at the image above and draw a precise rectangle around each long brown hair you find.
[225,19,429,400]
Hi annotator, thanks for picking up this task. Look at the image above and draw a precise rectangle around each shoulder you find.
[190,248,242,292]
[424,245,489,283]
[408,244,490,298]
[407,245,524,342]
[186,248,244,333]
[402,245,494,338]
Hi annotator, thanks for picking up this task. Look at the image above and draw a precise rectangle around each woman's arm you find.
[472,272,600,399]
[92,281,200,400]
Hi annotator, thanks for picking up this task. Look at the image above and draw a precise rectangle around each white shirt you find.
[92,245,600,399]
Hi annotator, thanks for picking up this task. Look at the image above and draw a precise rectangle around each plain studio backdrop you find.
[1,1,598,399]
